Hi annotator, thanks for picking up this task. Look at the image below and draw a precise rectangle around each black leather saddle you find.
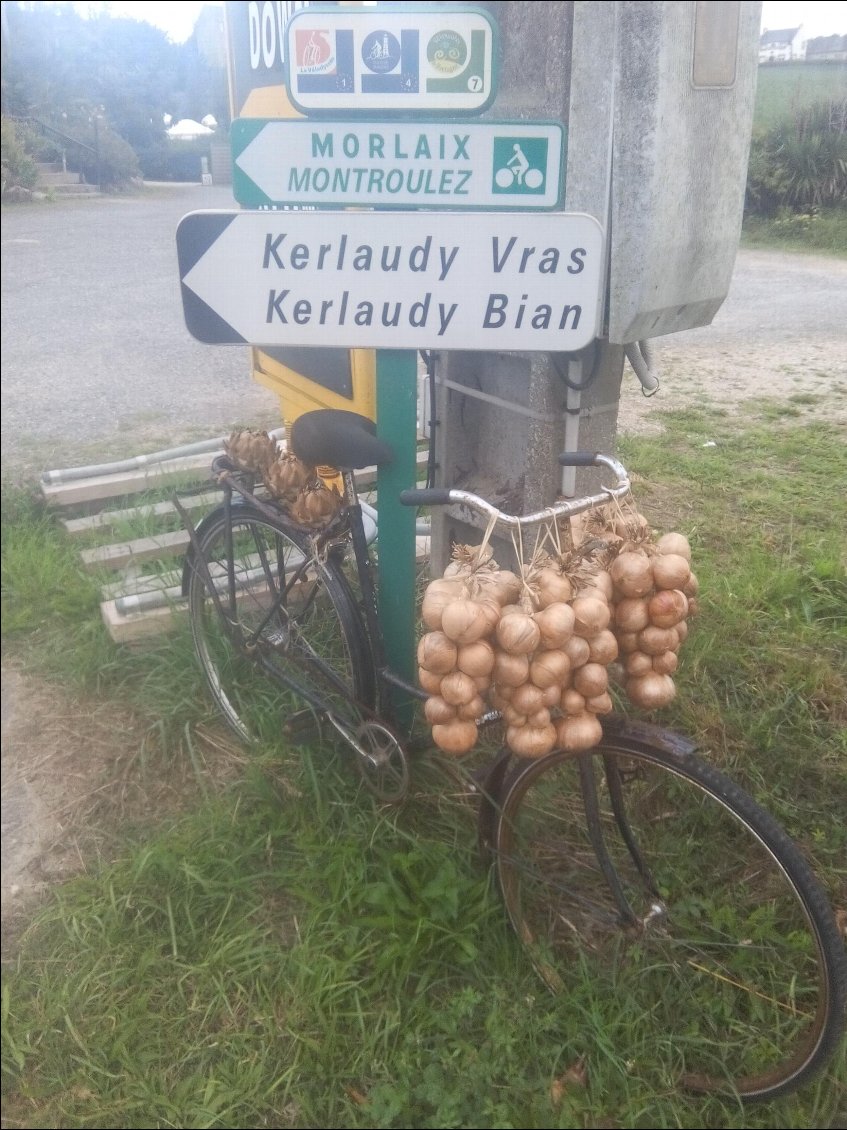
[290,410,395,471]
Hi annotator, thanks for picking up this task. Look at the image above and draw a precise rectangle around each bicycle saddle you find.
[290,409,395,470]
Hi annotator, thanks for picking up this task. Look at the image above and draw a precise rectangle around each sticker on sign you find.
[285,6,497,114]
[177,211,605,353]
[231,119,565,210]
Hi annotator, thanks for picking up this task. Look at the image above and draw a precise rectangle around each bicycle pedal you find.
[283,709,322,745]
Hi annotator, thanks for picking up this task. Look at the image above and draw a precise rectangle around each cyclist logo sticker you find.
[493,137,548,195]
[294,29,335,74]
[361,30,402,74]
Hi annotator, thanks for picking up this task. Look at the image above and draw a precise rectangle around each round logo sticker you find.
[426,30,467,75]
[361,30,402,74]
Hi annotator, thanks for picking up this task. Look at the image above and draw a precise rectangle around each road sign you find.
[231,119,565,211]
[285,6,497,115]
[177,211,604,353]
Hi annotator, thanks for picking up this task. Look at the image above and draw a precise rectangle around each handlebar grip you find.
[558,451,600,467]
[399,488,453,507]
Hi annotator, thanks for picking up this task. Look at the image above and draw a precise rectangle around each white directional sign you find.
[177,212,604,353]
[231,119,565,210]
[285,6,497,115]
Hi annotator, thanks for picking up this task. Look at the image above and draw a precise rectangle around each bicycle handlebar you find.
[399,452,630,530]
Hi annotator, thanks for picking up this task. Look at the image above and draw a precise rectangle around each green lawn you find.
[754,60,847,130]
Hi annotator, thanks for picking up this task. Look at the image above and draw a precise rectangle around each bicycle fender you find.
[600,712,700,759]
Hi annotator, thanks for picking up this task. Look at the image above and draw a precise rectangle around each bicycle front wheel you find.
[187,506,374,744]
[493,738,846,1101]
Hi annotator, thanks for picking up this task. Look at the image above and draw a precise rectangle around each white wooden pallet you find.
[45,446,430,644]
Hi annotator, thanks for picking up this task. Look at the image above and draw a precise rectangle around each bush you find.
[746,98,847,216]
[70,121,141,190]
[137,138,210,182]
[1,116,39,193]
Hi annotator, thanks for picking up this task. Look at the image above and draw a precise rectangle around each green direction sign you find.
[284,5,497,116]
[231,119,565,211]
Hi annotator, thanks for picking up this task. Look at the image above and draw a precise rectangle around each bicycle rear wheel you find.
[492,738,846,1101]
[187,506,374,744]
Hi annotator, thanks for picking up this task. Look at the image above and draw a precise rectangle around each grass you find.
[2,411,846,1128]
[753,61,847,132]
[741,206,847,255]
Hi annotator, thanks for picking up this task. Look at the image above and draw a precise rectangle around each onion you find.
[585,691,613,715]
[457,639,496,678]
[587,629,619,664]
[489,687,513,712]
[503,705,527,726]
[581,569,614,600]
[424,696,457,725]
[683,571,699,598]
[493,650,530,687]
[528,707,552,728]
[529,649,572,690]
[555,712,603,751]
[610,551,654,598]
[652,649,679,675]
[625,650,653,677]
[432,720,478,755]
[483,569,522,606]
[675,620,690,645]
[572,595,611,638]
[616,631,640,655]
[614,597,650,633]
[626,672,677,709]
[441,597,498,644]
[560,687,586,715]
[417,667,444,695]
[536,568,573,608]
[417,632,458,674]
[573,662,609,698]
[496,612,541,656]
[507,723,557,759]
[440,670,477,706]
[511,682,546,715]
[540,682,563,708]
[651,553,691,592]
[420,577,464,630]
[656,532,691,561]
[563,635,590,668]
[534,602,576,649]
[472,673,492,693]
[638,624,681,657]
[458,694,487,720]
[647,589,689,629]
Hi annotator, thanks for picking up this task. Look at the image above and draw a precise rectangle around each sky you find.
[74,1,846,45]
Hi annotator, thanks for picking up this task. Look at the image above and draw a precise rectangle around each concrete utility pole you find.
[430,0,760,570]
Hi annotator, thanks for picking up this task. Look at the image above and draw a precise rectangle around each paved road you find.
[1,184,279,477]
[3,186,845,478]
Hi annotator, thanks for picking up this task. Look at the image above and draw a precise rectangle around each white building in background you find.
[759,26,805,62]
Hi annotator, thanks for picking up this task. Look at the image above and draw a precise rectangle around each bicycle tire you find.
[187,505,374,744]
[492,737,846,1101]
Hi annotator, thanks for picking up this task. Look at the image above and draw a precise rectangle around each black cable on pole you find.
[419,349,438,489]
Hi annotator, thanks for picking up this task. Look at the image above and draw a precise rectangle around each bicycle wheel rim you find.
[494,741,846,1101]
[188,509,373,744]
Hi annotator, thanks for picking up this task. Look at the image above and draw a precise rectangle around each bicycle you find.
[178,407,846,1103]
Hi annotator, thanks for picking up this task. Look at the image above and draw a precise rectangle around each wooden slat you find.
[63,491,220,536]
[41,453,215,507]
[81,529,191,572]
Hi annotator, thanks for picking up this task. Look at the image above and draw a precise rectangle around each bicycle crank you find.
[325,715,410,803]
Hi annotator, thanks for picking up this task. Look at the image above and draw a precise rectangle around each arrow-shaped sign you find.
[231,119,565,211]
[176,210,605,353]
